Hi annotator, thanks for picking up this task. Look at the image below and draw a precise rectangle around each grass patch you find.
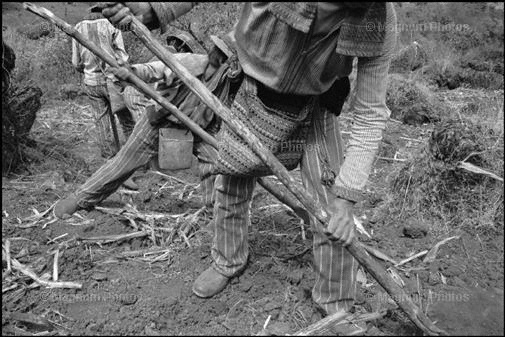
[386,74,442,123]
[3,27,80,102]
[386,106,504,235]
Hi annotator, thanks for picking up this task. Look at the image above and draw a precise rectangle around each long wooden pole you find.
[23,3,445,335]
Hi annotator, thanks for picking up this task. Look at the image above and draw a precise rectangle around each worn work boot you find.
[53,195,79,219]
[122,177,139,190]
[192,266,230,298]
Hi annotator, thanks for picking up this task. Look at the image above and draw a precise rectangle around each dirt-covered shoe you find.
[192,267,230,298]
[53,195,79,219]
[122,177,139,190]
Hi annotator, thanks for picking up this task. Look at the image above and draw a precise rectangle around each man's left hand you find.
[110,66,130,82]
[95,2,156,30]
[326,197,355,246]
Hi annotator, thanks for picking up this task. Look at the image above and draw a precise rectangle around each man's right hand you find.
[97,2,157,30]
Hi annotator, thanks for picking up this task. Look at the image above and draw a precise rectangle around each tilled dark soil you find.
[2,91,504,336]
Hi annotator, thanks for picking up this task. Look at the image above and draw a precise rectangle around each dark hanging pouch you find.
[319,76,350,117]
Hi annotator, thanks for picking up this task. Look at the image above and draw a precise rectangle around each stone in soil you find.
[402,219,429,239]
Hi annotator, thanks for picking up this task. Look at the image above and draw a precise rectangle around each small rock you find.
[403,107,431,126]
[367,326,387,336]
[264,301,282,312]
[209,300,227,315]
[87,323,98,332]
[239,279,253,292]
[165,297,178,308]
[450,276,467,288]
[140,191,152,203]
[120,294,138,305]
[402,219,428,239]
[286,270,304,285]
[267,321,291,335]
[310,311,323,324]
[59,83,82,100]
[403,277,419,294]
[88,320,104,332]
[144,325,160,336]
[255,329,270,336]
[199,248,209,259]
[442,265,462,277]
[83,224,95,232]
[90,272,108,281]
[428,272,441,286]
[130,237,143,251]
[269,309,281,320]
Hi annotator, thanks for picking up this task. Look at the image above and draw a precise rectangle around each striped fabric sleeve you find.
[131,54,209,84]
[112,27,129,65]
[332,51,393,203]
[149,2,198,34]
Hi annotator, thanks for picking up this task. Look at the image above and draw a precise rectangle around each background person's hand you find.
[97,2,156,30]
[326,197,356,246]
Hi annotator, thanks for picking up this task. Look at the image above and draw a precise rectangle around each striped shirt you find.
[150,2,396,201]
[72,18,129,86]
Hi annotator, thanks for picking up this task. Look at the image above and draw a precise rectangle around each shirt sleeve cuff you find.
[330,185,363,204]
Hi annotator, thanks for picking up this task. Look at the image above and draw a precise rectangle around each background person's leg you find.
[194,141,218,208]
[66,111,162,210]
[122,85,155,122]
[85,84,117,158]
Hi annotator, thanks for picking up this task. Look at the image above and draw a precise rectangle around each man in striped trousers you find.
[55,32,232,217]
[101,2,397,322]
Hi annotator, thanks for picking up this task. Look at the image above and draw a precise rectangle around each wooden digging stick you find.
[23,3,445,335]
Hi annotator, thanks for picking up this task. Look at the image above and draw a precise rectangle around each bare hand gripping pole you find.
[23,3,445,335]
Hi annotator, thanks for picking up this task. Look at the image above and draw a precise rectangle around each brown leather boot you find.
[192,267,230,298]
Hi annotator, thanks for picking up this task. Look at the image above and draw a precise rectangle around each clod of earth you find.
[402,220,428,239]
